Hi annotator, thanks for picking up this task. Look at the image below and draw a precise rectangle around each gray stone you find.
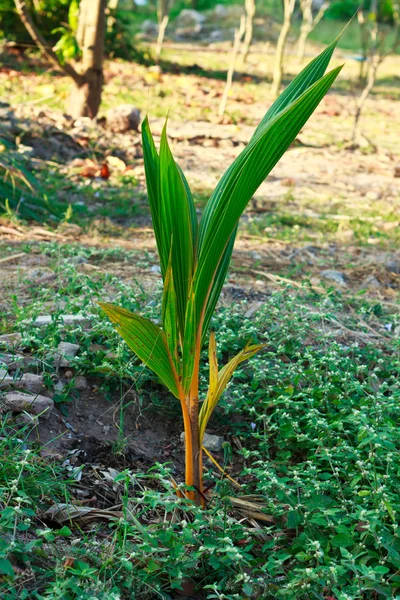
[141,19,158,36]
[386,260,400,274]
[181,431,225,452]
[203,432,225,452]
[54,342,80,367]
[361,275,381,289]
[71,255,88,265]
[54,381,66,393]
[320,269,347,287]
[3,391,54,419]
[176,9,205,27]
[0,353,37,370]
[74,376,87,391]
[0,333,22,349]
[0,373,44,393]
[31,314,89,327]
[106,105,141,133]
[214,4,228,17]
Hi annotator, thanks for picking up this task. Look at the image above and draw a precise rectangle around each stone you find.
[361,275,381,289]
[181,431,225,452]
[214,4,227,17]
[74,376,87,391]
[386,260,400,274]
[53,342,80,367]
[54,381,65,393]
[31,315,89,327]
[320,269,347,287]
[3,391,54,419]
[141,19,158,36]
[0,372,44,393]
[0,333,22,349]
[0,353,37,370]
[106,105,141,133]
[71,255,88,265]
[176,9,205,28]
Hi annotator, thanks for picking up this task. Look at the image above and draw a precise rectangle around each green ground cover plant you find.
[1,265,400,597]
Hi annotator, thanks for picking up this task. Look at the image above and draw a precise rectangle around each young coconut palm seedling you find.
[100,38,343,506]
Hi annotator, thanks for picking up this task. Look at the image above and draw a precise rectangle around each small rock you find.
[150,264,161,273]
[176,9,205,28]
[0,368,7,380]
[0,332,22,349]
[54,381,65,393]
[181,431,225,452]
[71,255,88,265]
[245,302,262,319]
[141,19,158,36]
[74,376,87,391]
[386,260,400,274]
[214,4,227,17]
[366,190,379,201]
[0,353,37,370]
[361,275,381,289]
[0,373,44,394]
[203,432,225,452]
[31,314,89,327]
[53,342,80,367]
[103,425,111,435]
[320,269,347,287]
[106,105,141,133]
[3,391,54,419]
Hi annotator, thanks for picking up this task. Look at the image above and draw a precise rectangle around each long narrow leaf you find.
[100,303,180,398]
[162,257,180,372]
[193,66,342,339]
[198,35,346,250]
[159,124,196,336]
[201,226,237,346]
[199,340,264,443]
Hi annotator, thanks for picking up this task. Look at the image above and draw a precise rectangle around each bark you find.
[352,0,399,143]
[68,0,107,119]
[14,0,82,84]
[155,14,169,63]
[14,0,106,119]
[240,0,256,64]
[155,0,173,64]
[271,0,296,98]
[297,0,329,62]
[219,16,246,118]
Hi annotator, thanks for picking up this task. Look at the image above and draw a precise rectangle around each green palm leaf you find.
[192,66,342,344]
[99,303,180,398]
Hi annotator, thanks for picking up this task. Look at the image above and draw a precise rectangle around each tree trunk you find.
[240,0,256,64]
[68,0,106,119]
[155,14,169,63]
[297,0,329,62]
[271,0,295,98]
[219,16,246,117]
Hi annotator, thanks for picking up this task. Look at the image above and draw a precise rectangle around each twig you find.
[0,252,26,263]
[13,0,83,85]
